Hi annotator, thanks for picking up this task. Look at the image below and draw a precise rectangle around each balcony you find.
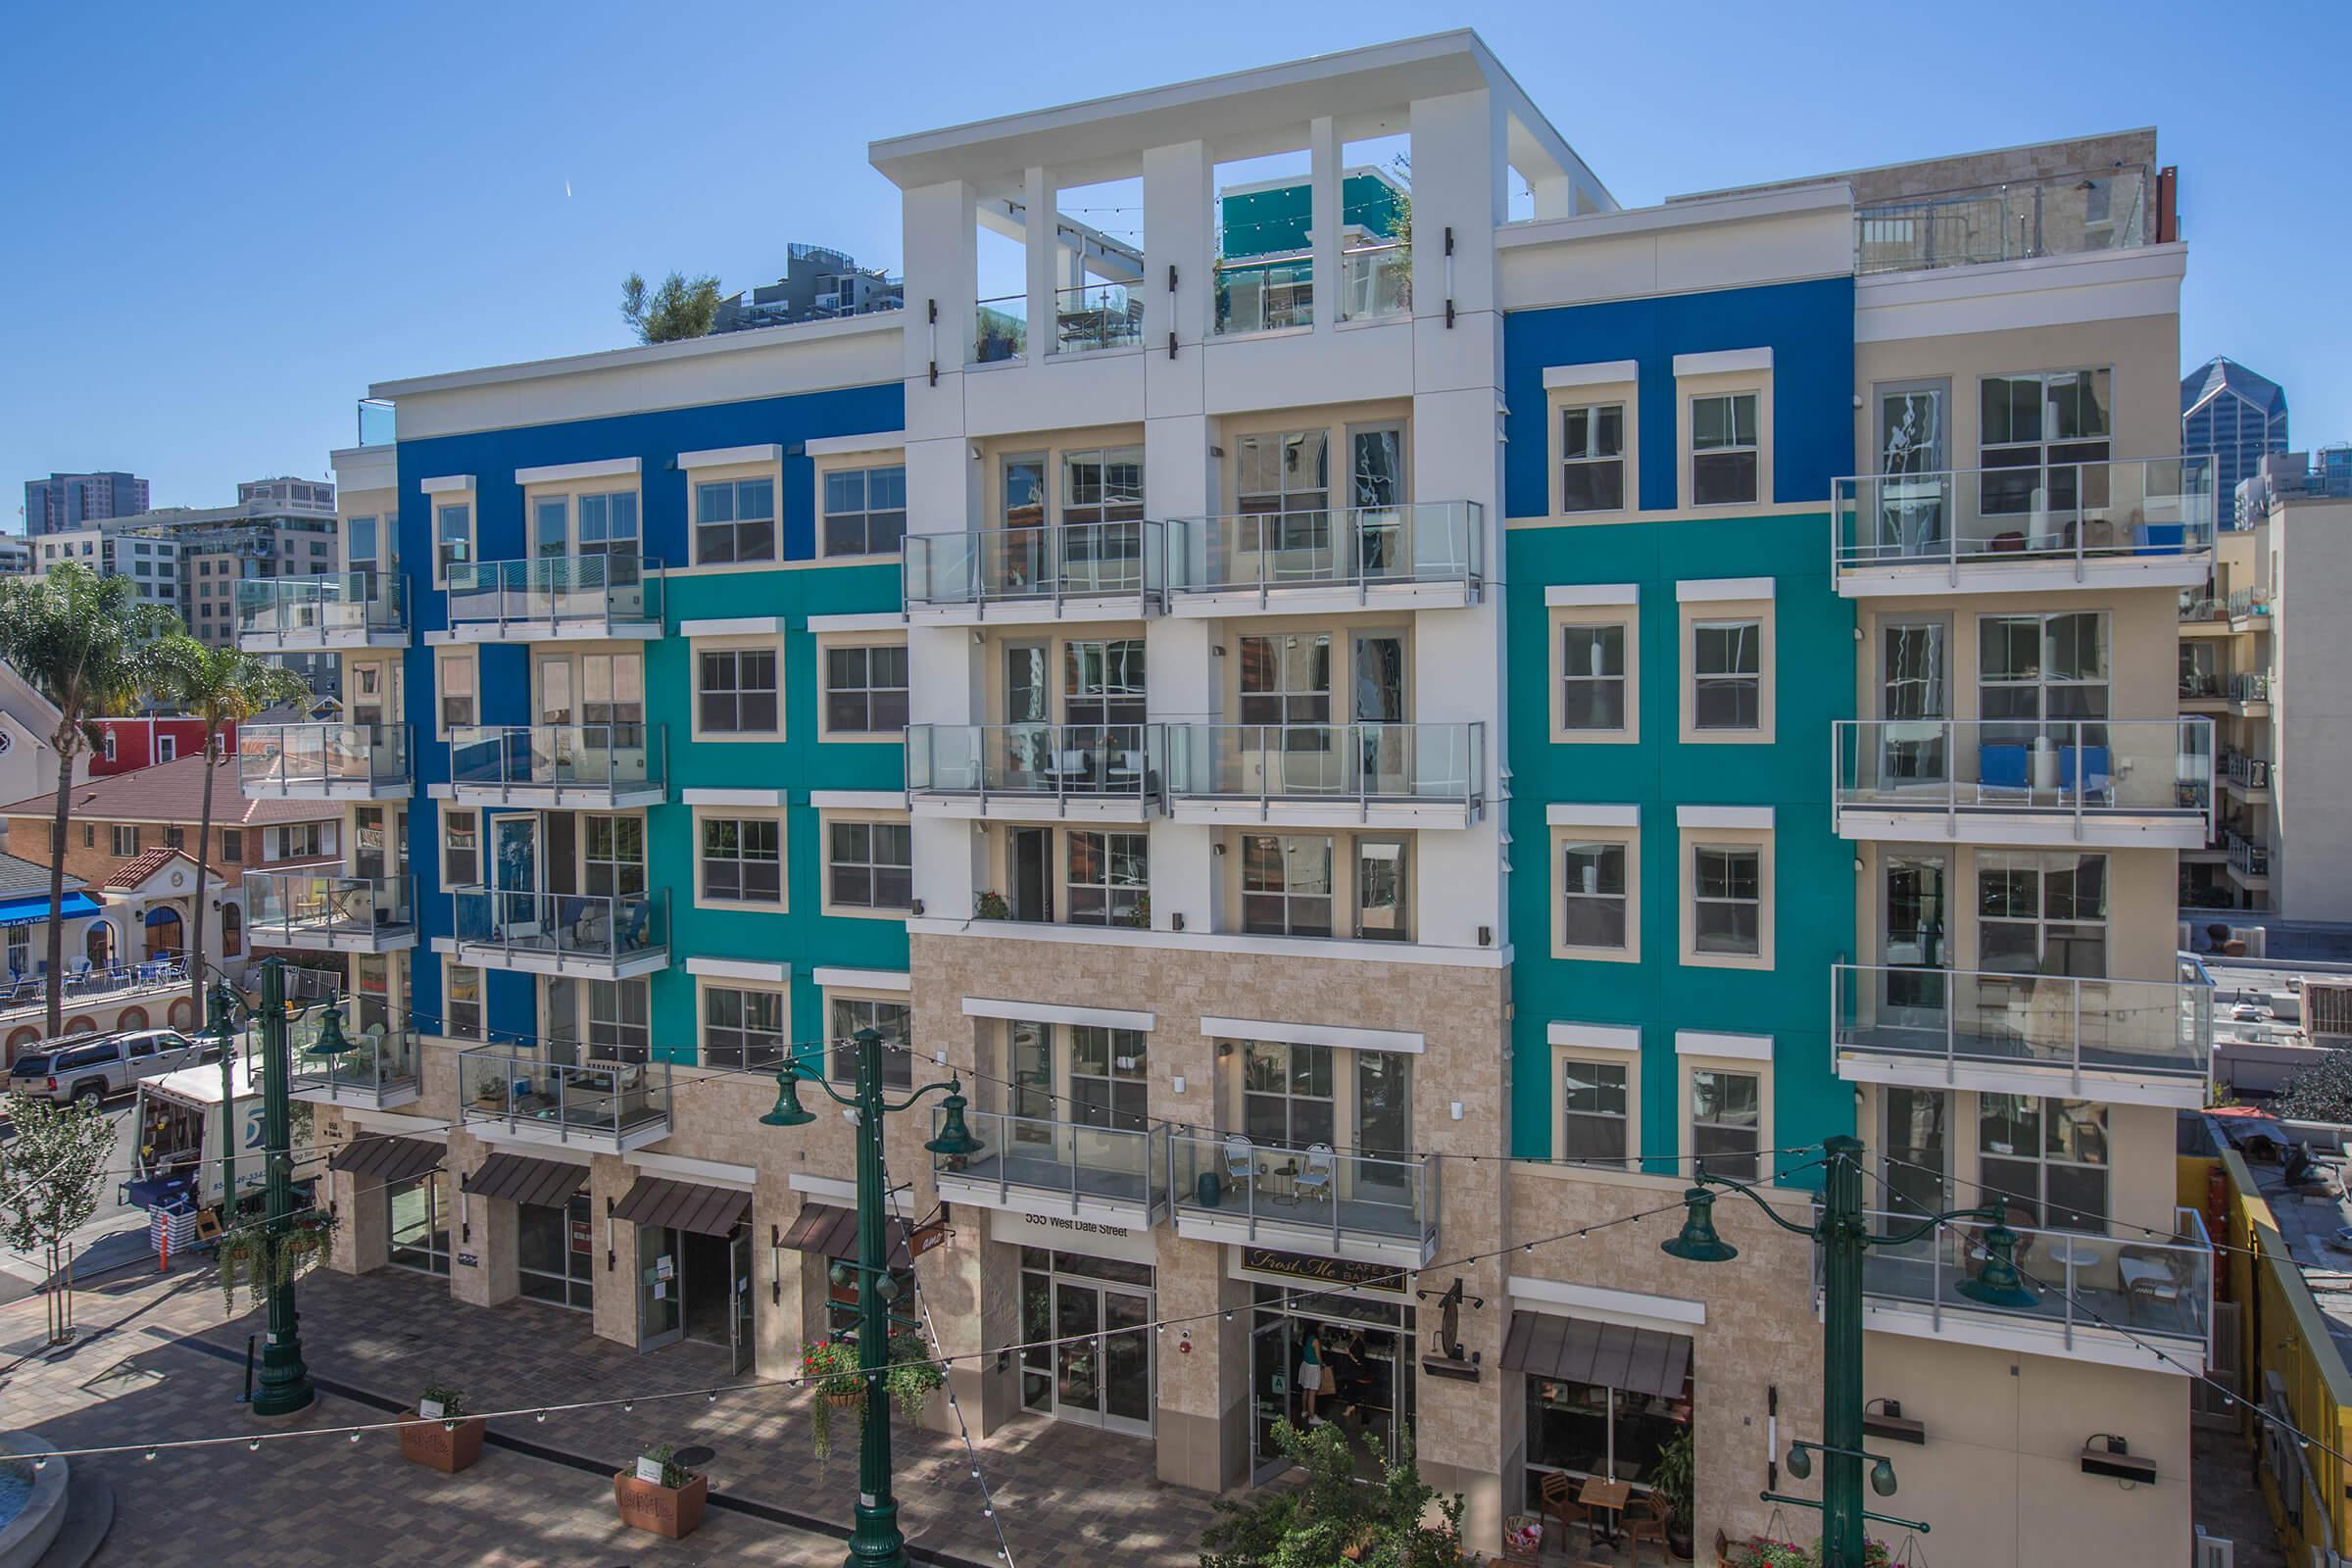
[2228,586,2272,626]
[1854,166,2154,275]
[2223,751,2271,802]
[1165,723,1485,829]
[972,294,1027,364]
[1831,457,2214,597]
[1051,280,1144,355]
[1832,719,2213,849]
[2227,673,2272,714]
[2178,595,2231,637]
[2177,670,2227,711]
[930,1105,1169,1230]
[286,1011,421,1110]
[1168,1130,1438,1269]
[243,871,417,955]
[1832,962,2211,1109]
[457,1045,672,1153]
[234,572,407,651]
[1216,254,1314,335]
[2227,831,2271,885]
[448,723,666,808]
[1337,240,1411,322]
[903,520,1163,623]
[906,723,1159,821]
[1166,502,1482,613]
[450,888,667,979]
[1854,1205,2211,1370]
[443,555,664,641]
[238,722,412,801]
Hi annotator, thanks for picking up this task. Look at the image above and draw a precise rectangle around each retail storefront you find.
[1502,1311,1693,1512]
[614,1176,754,1367]
[462,1152,595,1312]
[1238,1248,1417,1482]
[996,1209,1157,1436]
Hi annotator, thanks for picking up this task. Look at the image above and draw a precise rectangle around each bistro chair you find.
[1538,1472,1592,1554]
[1623,1491,1671,1565]
[1295,1145,1338,1206]
[1222,1134,1258,1189]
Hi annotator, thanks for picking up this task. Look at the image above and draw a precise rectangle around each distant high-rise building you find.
[2182,357,2288,519]
[22,470,150,535]
[709,243,905,333]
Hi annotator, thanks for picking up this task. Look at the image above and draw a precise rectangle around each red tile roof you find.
[104,847,193,890]
[0,754,336,827]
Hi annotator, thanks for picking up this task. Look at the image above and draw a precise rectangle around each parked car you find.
[7,1029,211,1104]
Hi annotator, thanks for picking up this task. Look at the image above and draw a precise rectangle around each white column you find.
[1307,115,1340,337]
[1023,167,1055,356]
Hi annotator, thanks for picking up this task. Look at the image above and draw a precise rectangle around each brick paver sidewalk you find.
[0,1259,1218,1568]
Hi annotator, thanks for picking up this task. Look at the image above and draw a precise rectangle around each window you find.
[702,816,782,905]
[1241,834,1333,937]
[575,491,640,573]
[1066,830,1147,925]
[695,476,776,564]
[823,645,908,735]
[157,735,177,762]
[1690,393,1758,506]
[1560,842,1629,951]
[442,809,478,887]
[822,466,907,557]
[437,652,476,733]
[1560,405,1626,513]
[101,731,117,762]
[704,986,785,1069]
[1560,625,1626,731]
[1979,370,2110,516]
[587,978,650,1062]
[828,821,911,910]
[1524,1372,1690,1503]
[164,826,184,849]
[1234,429,1331,554]
[1979,852,2106,977]
[1690,1069,1761,1180]
[268,823,326,860]
[1069,1026,1149,1131]
[1063,640,1148,728]
[1978,1095,2107,1233]
[583,815,646,899]
[828,997,911,1089]
[221,829,242,862]
[81,824,93,850]
[433,504,472,582]
[698,648,779,734]
[387,1172,452,1276]
[1692,846,1761,956]
[516,1186,593,1311]
[446,963,482,1040]
[1238,634,1331,725]
[1692,621,1761,730]
[1242,1041,1335,1146]
[8,926,29,977]
[111,825,139,858]
[1562,1059,1629,1166]
[1978,612,2107,738]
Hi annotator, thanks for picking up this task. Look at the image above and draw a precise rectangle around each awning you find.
[463,1152,587,1209]
[0,893,100,926]
[327,1134,443,1183]
[779,1201,911,1266]
[612,1177,750,1238]
[1500,1311,1692,1401]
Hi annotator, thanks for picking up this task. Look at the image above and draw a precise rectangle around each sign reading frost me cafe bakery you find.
[1235,1247,1410,1295]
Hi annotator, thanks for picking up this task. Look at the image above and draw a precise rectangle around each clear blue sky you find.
[4,0,2345,514]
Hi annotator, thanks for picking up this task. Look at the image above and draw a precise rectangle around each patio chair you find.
[1222,1134,1258,1189]
[2060,744,2113,805]
[2118,1245,2189,1323]
[1538,1473,1592,1555]
[1978,743,2031,801]
[1624,1491,1672,1566]
[1295,1145,1337,1206]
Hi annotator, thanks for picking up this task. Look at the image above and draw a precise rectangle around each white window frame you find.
[699,977,788,1070]
[1558,401,1630,516]
[825,989,912,1089]
[1677,594,1775,745]
[435,649,478,740]
[818,461,908,561]
[1685,1062,1767,1182]
[821,811,913,918]
[693,474,779,565]
[1688,391,1760,508]
[1551,827,1639,963]
[1678,823,1773,972]
[433,501,474,586]
[693,807,787,912]
[444,961,484,1042]
[111,824,139,858]
[817,634,909,742]
[441,806,479,889]
[692,634,784,742]
[1557,1050,1637,1169]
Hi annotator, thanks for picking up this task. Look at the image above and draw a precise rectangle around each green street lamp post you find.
[246,956,341,1418]
[1662,1133,2033,1566]
[760,1026,981,1568]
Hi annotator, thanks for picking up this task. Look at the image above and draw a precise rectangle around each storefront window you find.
[1016,1248,1156,1436]
[386,1172,451,1276]
[1523,1372,1692,1507]
[517,1188,594,1310]
[1251,1284,1416,1480]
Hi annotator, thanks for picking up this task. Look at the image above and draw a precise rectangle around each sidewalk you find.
[0,1259,1219,1568]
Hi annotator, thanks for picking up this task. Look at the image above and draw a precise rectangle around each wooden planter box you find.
[613,1471,707,1540]
[397,1411,486,1474]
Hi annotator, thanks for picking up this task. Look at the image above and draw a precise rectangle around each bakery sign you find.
[1237,1247,1410,1295]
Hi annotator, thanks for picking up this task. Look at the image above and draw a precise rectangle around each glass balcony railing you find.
[2229,586,2272,620]
[356,397,396,448]
[1853,1204,2211,1349]
[234,572,406,644]
[1832,457,2215,577]
[1165,723,1483,813]
[2178,595,2227,626]
[903,520,1164,612]
[238,723,411,795]
[1053,280,1145,354]
[1832,962,2211,1083]
[1215,255,1314,335]
[931,1105,1168,1217]
[1833,718,2213,827]
[907,723,1161,805]
[451,888,665,969]
[458,1045,671,1145]
[973,294,1028,364]
[243,871,416,946]
[286,1009,420,1104]
[448,724,663,799]
[1168,1129,1437,1258]
[1338,240,1411,320]
[444,554,662,634]
[1167,502,1481,601]
[1855,166,2153,275]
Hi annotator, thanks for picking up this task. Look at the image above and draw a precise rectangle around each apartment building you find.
[280,34,2215,1566]
[23,470,149,535]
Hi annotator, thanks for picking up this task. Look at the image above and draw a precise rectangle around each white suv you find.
[7,1029,211,1104]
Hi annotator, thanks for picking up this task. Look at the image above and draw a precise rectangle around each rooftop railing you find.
[1215,255,1314,335]
[1832,962,2211,1084]
[903,519,1163,613]
[1338,240,1411,321]
[1164,722,1483,815]
[973,294,1028,364]
[448,723,663,799]
[1166,502,1481,603]
[238,723,411,795]
[1832,456,2214,579]
[444,554,662,634]
[458,1045,672,1145]
[1052,280,1145,354]
[906,722,1161,806]
[1855,166,2152,275]
[234,572,406,643]
[1833,718,2213,831]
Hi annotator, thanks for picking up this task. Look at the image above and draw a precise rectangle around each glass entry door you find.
[1874,382,1948,556]
[1881,1088,1950,1219]
[1250,1317,1294,1483]
[1352,1052,1412,1204]
[1880,852,1950,1031]
[1047,1277,1153,1437]
[1878,620,1948,790]
[638,1224,682,1350]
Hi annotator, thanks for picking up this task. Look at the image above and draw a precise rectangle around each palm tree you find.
[0,565,182,1040]
[153,641,308,1017]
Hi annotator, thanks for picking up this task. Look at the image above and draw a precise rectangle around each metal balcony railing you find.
[1832,457,2215,578]
[238,723,411,795]
[1338,240,1410,320]
[458,1045,671,1145]
[931,1105,1167,1218]
[286,1011,420,1103]
[1832,962,2211,1083]
[903,520,1163,613]
[1165,723,1483,815]
[2228,672,2272,704]
[1167,1129,1436,1255]
[1052,280,1145,354]
[2228,832,2271,879]
[444,554,663,634]
[1832,718,2213,832]
[2224,752,2271,792]
[1854,166,2152,274]
[906,723,1161,807]
[1166,502,1481,604]
[242,871,415,946]
[450,888,665,969]
[2229,586,2272,620]
[235,572,407,643]
[447,724,663,799]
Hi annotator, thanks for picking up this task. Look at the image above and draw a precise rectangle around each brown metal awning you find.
[779,1201,911,1266]
[1500,1311,1692,1401]
[463,1152,587,1209]
[326,1135,442,1183]
[612,1177,751,1238]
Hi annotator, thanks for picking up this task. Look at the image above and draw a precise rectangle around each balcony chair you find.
[1623,1491,1672,1566]
[2059,744,2113,805]
[1292,1145,1338,1208]
[1538,1473,1593,1556]
[2118,1246,2190,1324]
[1977,743,2032,802]
[1222,1134,1259,1192]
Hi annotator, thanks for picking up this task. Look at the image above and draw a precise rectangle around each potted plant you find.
[613,1442,706,1539]
[885,1329,946,1424]
[1119,891,1151,930]
[1651,1427,1696,1560]
[803,1338,863,1459]
[397,1381,487,1474]
[973,890,1009,921]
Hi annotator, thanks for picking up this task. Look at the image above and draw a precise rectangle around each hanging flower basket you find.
[803,1339,863,1459]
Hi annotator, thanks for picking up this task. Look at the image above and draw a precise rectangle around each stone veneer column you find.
[917,1221,1022,1439]
[444,1132,518,1309]
[588,1152,639,1348]
[751,1177,798,1378]
[1152,1231,1249,1491]
[328,1168,384,1276]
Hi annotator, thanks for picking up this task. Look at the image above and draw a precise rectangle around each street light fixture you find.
[757,1027,980,1568]
[1661,1133,2030,1566]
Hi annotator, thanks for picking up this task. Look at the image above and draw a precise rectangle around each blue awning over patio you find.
[0,892,99,926]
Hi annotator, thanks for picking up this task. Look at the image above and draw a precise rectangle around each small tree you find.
[0,1092,117,1344]
[620,270,722,343]
[1200,1420,1471,1568]
[2271,1049,2352,1122]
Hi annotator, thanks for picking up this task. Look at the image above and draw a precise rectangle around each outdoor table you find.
[1577,1476,1631,1547]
